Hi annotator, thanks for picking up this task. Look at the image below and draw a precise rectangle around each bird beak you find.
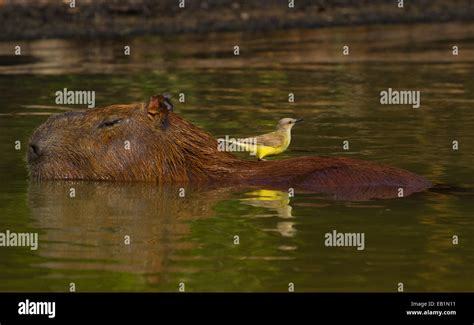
[295,118,303,124]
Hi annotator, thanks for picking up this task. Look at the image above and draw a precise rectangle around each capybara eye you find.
[98,118,123,129]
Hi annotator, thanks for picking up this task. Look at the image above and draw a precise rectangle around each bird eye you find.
[98,118,123,128]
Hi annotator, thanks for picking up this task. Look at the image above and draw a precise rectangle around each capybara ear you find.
[146,94,174,128]
[161,94,174,112]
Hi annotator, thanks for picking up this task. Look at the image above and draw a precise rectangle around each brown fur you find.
[27,97,432,199]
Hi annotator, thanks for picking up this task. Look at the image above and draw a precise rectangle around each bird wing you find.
[254,131,285,148]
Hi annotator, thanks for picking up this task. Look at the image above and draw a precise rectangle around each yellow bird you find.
[234,118,303,160]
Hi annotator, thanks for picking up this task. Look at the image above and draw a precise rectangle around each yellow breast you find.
[256,131,291,159]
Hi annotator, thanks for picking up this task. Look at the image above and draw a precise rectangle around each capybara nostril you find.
[28,143,42,160]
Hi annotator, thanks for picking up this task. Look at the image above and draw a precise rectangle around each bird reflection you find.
[240,189,296,237]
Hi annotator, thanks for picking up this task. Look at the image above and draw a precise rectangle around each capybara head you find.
[27,95,238,182]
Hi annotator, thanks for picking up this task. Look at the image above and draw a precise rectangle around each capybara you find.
[27,95,433,199]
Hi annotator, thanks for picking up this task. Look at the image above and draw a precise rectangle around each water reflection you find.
[241,189,295,237]
[2,22,474,75]
[27,182,227,281]
[23,180,310,291]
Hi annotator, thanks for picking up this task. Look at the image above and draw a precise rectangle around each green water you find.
[0,22,473,292]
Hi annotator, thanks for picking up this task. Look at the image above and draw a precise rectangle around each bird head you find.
[277,117,303,131]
